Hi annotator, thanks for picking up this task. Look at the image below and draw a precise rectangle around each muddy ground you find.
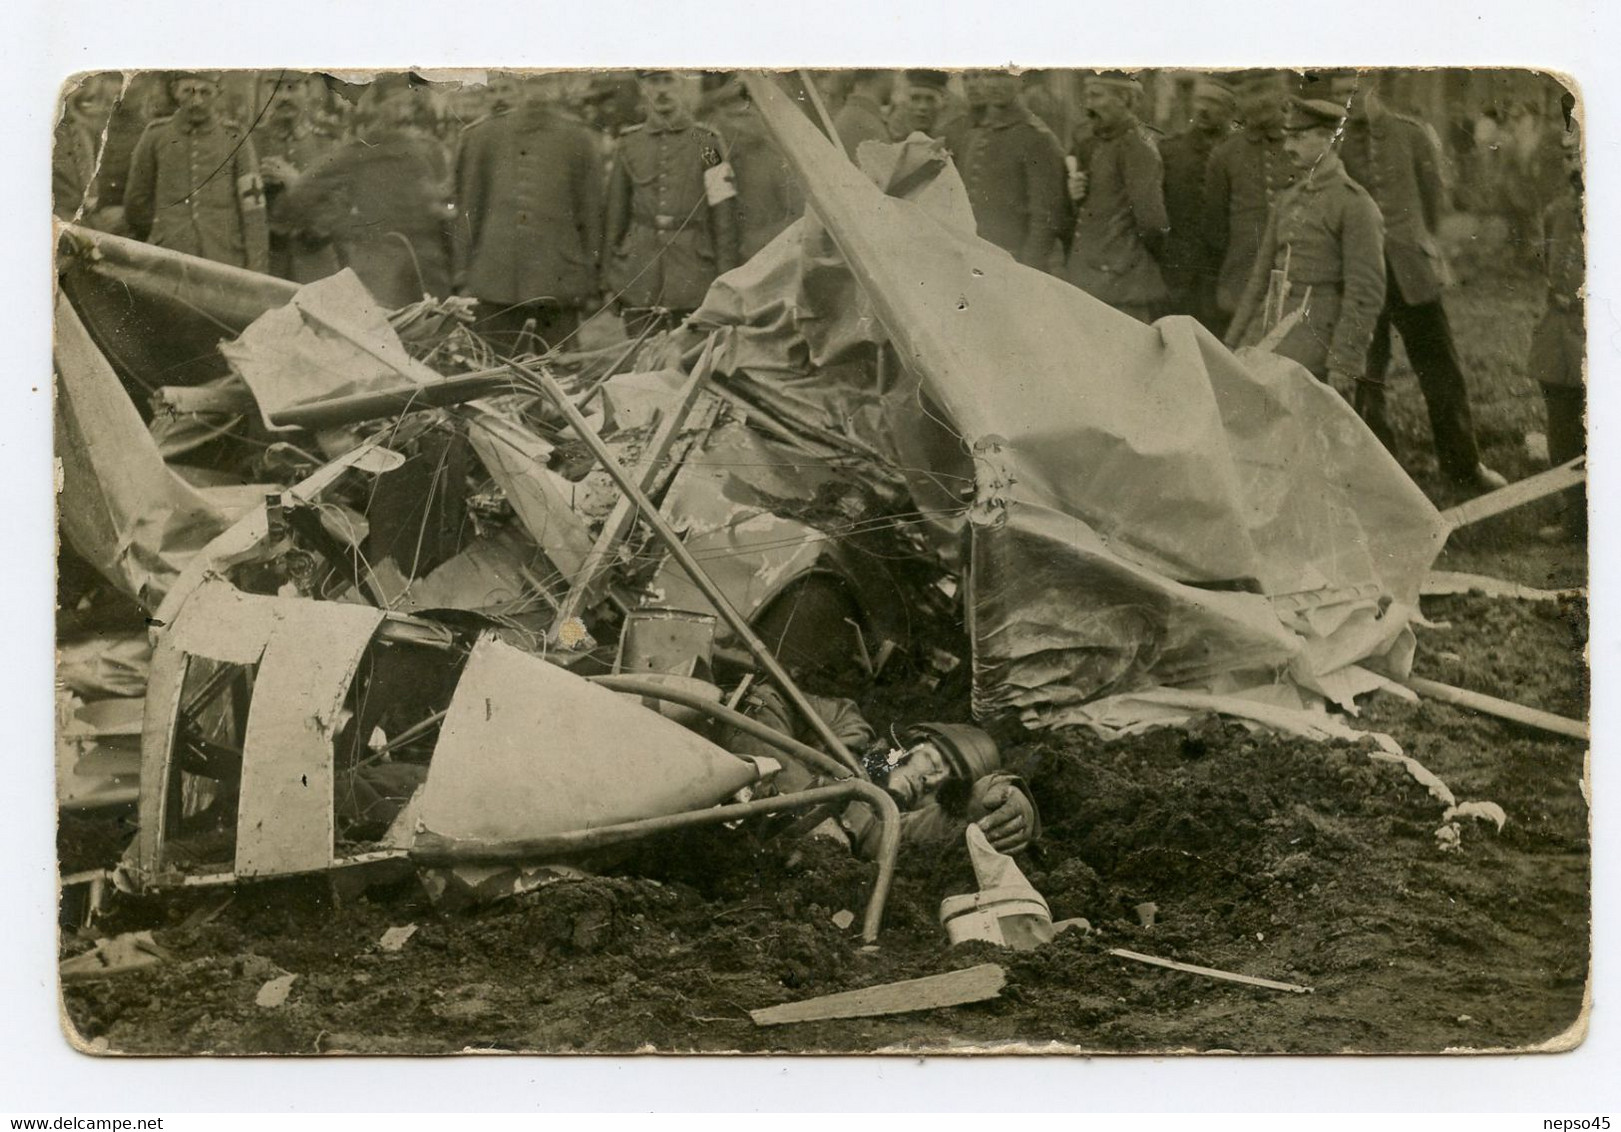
[57,265,1590,1056]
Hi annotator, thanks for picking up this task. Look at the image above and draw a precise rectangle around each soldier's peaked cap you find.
[168,69,224,86]
[904,69,950,90]
[1284,96,1348,131]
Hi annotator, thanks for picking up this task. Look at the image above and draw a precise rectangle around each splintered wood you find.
[1440,457,1585,532]
[1108,948,1312,994]
[749,963,1007,1026]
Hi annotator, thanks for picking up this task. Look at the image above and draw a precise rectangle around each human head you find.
[64,75,114,129]
[637,69,688,121]
[1232,70,1287,130]
[885,722,1002,808]
[973,68,1022,112]
[487,71,523,116]
[512,72,569,113]
[1189,76,1237,133]
[1324,70,1372,121]
[903,69,949,133]
[849,68,894,103]
[1085,72,1141,132]
[883,741,953,809]
[1281,97,1345,172]
[169,71,223,126]
[445,82,491,125]
[355,74,432,138]
[265,72,313,125]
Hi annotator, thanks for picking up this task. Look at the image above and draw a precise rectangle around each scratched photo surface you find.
[53,67,1588,1055]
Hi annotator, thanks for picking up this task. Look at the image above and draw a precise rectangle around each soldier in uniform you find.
[1062,72,1170,323]
[1529,117,1585,541]
[124,70,270,272]
[1158,76,1235,331]
[255,72,340,284]
[1203,69,1298,335]
[452,73,604,351]
[886,70,955,141]
[603,70,741,338]
[941,69,1068,270]
[1225,98,1386,393]
[285,75,457,309]
[833,69,894,159]
[701,74,805,260]
[1328,70,1505,491]
[1020,70,1068,144]
[53,74,115,224]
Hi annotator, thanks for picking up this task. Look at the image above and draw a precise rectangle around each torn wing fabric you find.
[54,292,238,611]
[218,268,433,423]
[739,74,1447,722]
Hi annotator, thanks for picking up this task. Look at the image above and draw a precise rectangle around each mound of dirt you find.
[61,586,1588,1054]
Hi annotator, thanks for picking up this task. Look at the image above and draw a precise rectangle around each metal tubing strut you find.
[505,356,866,779]
[590,674,853,781]
[410,780,901,942]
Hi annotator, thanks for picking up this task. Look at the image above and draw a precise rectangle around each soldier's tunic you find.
[1530,183,1586,537]
[124,113,270,272]
[603,112,741,318]
[707,101,805,261]
[833,92,890,159]
[943,102,1068,269]
[1021,83,1068,146]
[1339,107,1483,481]
[1157,124,1229,328]
[53,115,99,221]
[1204,124,1296,319]
[1063,118,1170,320]
[454,105,604,345]
[256,118,339,283]
[1226,155,1386,381]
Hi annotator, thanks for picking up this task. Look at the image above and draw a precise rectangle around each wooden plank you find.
[1108,948,1312,994]
[749,963,1006,1026]
[1421,571,1583,603]
[1441,458,1585,531]
[1403,675,1588,741]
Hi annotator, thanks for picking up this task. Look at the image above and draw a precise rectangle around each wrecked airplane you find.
[57,71,1525,947]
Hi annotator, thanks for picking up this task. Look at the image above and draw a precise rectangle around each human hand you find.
[969,777,1035,853]
[1066,169,1089,203]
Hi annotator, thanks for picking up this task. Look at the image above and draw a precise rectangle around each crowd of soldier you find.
[53,67,1584,528]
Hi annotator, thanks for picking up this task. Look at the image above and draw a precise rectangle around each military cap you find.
[900,723,1002,784]
[1299,68,1358,99]
[904,69,950,91]
[1283,96,1347,131]
[168,69,224,87]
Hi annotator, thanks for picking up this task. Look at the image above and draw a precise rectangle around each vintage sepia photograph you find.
[50,62,1589,1058]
